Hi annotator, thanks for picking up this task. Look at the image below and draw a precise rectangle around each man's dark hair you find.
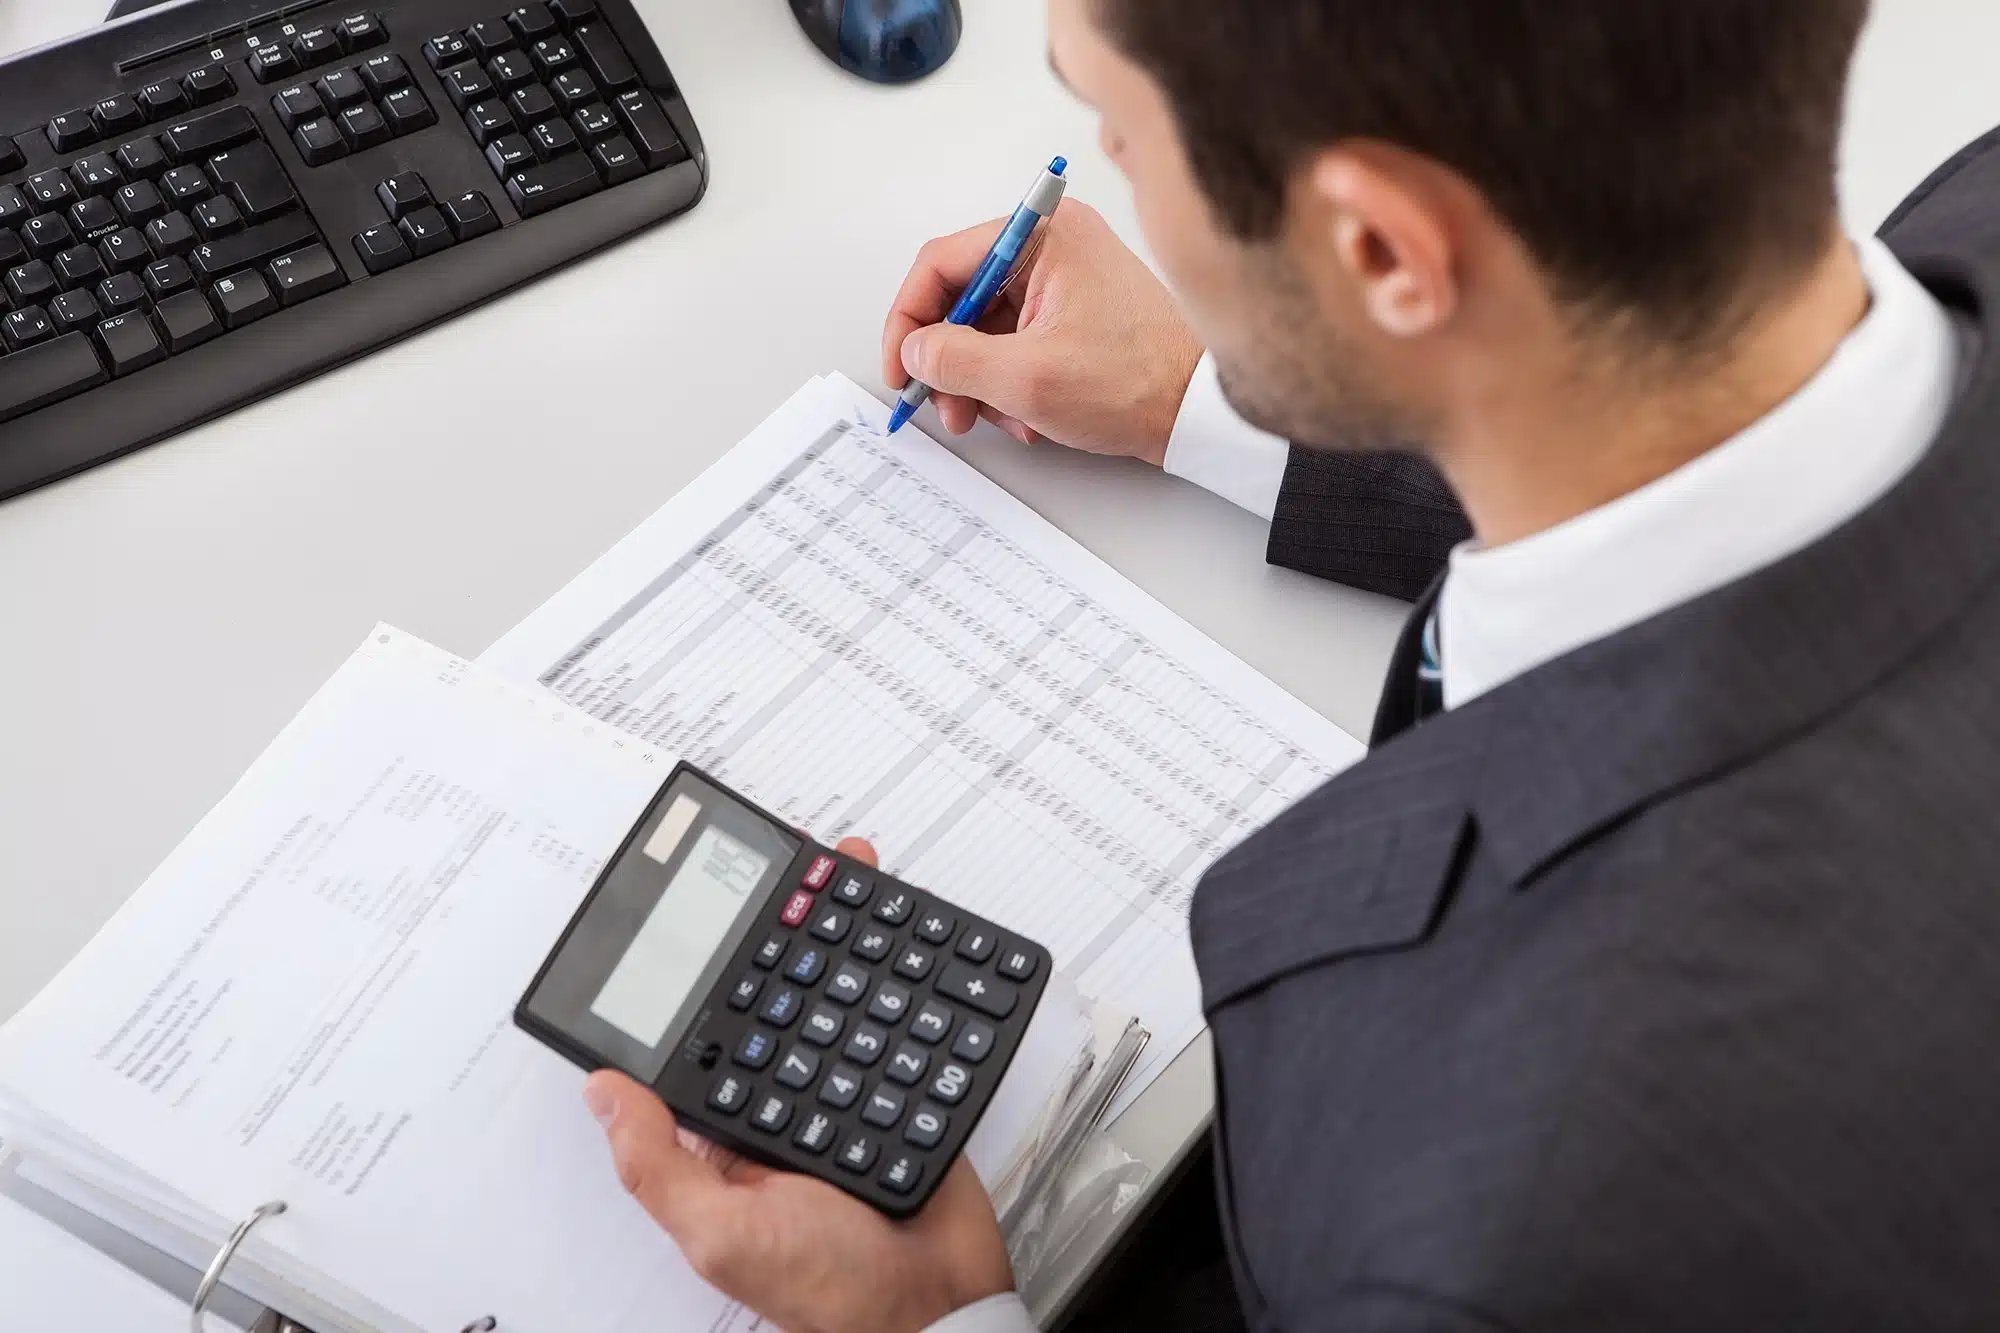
[1093,0,1872,345]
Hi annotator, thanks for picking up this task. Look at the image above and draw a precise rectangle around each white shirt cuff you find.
[1163,352,1293,522]
[918,1292,1037,1333]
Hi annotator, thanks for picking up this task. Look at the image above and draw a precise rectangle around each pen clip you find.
[994,222,1051,306]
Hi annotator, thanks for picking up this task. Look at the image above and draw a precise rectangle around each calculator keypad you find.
[677,849,1049,1216]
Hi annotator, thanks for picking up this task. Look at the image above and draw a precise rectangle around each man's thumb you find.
[902,323,1019,405]
[586,1070,728,1232]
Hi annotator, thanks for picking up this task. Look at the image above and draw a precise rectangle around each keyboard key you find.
[145,211,198,258]
[509,83,557,125]
[834,1132,878,1174]
[2,306,53,350]
[0,233,23,272]
[873,889,914,926]
[359,52,411,96]
[28,171,77,211]
[0,185,29,227]
[727,972,762,1011]
[114,136,168,181]
[380,86,438,135]
[615,89,688,169]
[531,37,578,77]
[249,42,301,84]
[779,888,814,929]
[867,980,911,1025]
[809,905,852,944]
[842,1021,887,1067]
[6,261,58,305]
[787,945,828,986]
[160,166,211,206]
[934,962,1018,1020]
[192,198,244,239]
[800,1001,845,1048]
[22,215,76,259]
[550,0,598,24]
[444,65,496,110]
[338,102,392,150]
[572,101,617,140]
[464,101,515,146]
[209,142,298,222]
[551,69,597,110]
[892,945,933,982]
[818,1064,864,1109]
[47,290,102,336]
[71,196,120,237]
[955,928,997,965]
[189,211,316,280]
[0,331,106,424]
[903,1103,948,1150]
[531,118,579,160]
[377,171,430,218]
[860,1084,905,1130]
[909,999,953,1045]
[592,135,643,184]
[752,934,788,970]
[398,205,453,256]
[851,927,892,965]
[950,1019,995,1064]
[95,272,147,315]
[509,3,561,43]
[575,23,636,90]
[879,1152,923,1196]
[507,153,601,216]
[707,1072,750,1116]
[181,65,234,105]
[92,96,145,136]
[339,11,387,50]
[94,310,165,376]
[466,19,515,59]
[885,1040,929,1086]
[485,133,535,177]
[928,1061,971,1106]
[734,1028,775,1071]
[317,68,370,109]
[826,961,870,1006]
[114,180,166,225]
[293,118,349,166]
[774,1046,819,1091]
[489,50,537,89]
[793,1109,836,1156]
[268,244,343,306]
[55,238,105,285]
[272,85,324,132]
[47,110,97,154]
[425,32,472,69]
[163,106,257,162]
[292,26,343,65]
[758,984,802,1029]
[0,141,19,175]
[996,946,1038,982]
[138,80,190,121]
[212,271,278,329]
[71,154,124,197]
[441,191,499,240]
[751,1093,792,1135]
[153,289,221,352]
[914,911,954,945]
[142,255,196,298]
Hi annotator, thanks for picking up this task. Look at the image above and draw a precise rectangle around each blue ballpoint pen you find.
[888,156,1070,434]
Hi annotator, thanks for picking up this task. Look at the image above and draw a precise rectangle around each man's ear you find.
[1307,149,1459,339]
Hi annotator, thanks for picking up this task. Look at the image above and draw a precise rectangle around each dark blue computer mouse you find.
[791,0,963,84]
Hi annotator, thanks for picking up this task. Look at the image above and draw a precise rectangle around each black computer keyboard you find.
[0,0,706,500]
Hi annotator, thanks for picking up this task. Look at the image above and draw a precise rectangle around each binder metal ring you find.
[190,1199,286,1333]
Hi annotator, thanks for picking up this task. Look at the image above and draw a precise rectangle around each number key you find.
[909,1000,952,1045]
[774,1045,820,1090]
[818,1064,865,1110]
[929,1062,971,1106]
[904,1103,949,1150]
[800,1002,845,1048]
[842,1021,888,1067]
[860,1085,905,1130]
[826,961,870,1006]
[727,972,763,1011]
[885,1041,929,1087]
[867,981,911,1025]
[572,101,617,140]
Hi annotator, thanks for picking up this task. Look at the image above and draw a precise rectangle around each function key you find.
[800,1002,845,1048]
[904,1104,948,1150]
[551,68,596,109]
[0,140,22,175]
[337,102,392,150]
[914,911,954,946]
[752,934,788,970]
[338,11,387,50]
[92,97,145,136]
[466,19,516,59]
[574,23,636,90]
[996,946,1038,982]
[842,1022,887,1068]
[159,166,211,206]
[615,89,687,169]
[182,65,234,105]
[802,855,837,892]
[353,221,408,272]
[531,36,578,77]
[71,154,124,196]
[509,3,561,43]
[818,1064,864,1109]
[424,32,472,70]
[154,288,221,352]
[885,1040,929,1087]
[112,180,164,225]
[866,980,911,1026]
[71,196,120,236]
[759,984,802,1029]
[549,0,598,25]
[96,270,148,316]
[1,307,54,352]
[707,1072,751,1116]
[249,42,301,84]
[138,80,191,121]
[489,50,537,89]
[860,1085,905,1130]
[444,64,497,110]
[951,1019,996,1064]
[873,890,914,926]
[779,889,815,929]
[292,26,344,65]
[826,961,870,1006]
[272,85,325,132]
[47,110,98,154]
[380,86,438,135]
[851,926,892,963]
[727,972,763,1011]
[94,310,164,377]
[571,101,617,140]
[212,270,278,330]
[592,135,644,185]
[892,945,933,982]
[294,117,349,166]
[144,211,198,258]
[928,1061,971,1106]
[464,101,515,146]
[734,1028,776,1070]
[281,237,359,302]
[808,905,851,943]
[359,53,411,96]
[28,170,77,211]
[786,945,827,986]
[751,1093,793,1135]
[441,190,499,240]
[909,999,953,1045]
[774,1046,820,1091]
[318,68,370,109]
[935,962,1018,1020]
[880,1152,922,1196]
[115,136,167,180]
[0,184,28,227]
[793,1109,836,1155]
[955,927,997,965]
[835,1132,879,1174]
[142,255,195,298]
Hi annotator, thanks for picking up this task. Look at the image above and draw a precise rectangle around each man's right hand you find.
[882,200,1204,465]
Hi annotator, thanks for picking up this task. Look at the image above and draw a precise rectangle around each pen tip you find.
[1049,156,1068,177]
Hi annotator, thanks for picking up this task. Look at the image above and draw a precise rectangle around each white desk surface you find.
[4,0,2000,1322]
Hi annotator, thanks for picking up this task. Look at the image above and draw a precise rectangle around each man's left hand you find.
[583,838,1015,1333]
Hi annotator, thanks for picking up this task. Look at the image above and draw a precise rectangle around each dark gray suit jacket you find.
[1193,131,2000,1330]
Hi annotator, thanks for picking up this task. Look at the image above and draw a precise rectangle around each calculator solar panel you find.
[0,0,705,501]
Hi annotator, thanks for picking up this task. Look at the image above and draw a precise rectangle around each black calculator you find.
[516,763,1051,1217]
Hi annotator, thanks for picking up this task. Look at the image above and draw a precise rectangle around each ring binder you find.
[190,1200,286,1333]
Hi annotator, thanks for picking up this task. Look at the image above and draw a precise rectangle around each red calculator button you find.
[802,855,837,891]
[781,890,815,928]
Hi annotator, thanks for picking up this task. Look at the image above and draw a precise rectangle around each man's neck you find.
[1439,234,1873,549]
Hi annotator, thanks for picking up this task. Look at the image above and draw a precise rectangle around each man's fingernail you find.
[583,1078,617,1128]
[902,331,931,376]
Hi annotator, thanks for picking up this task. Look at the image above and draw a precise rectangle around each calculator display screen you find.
[590,825,771,1046]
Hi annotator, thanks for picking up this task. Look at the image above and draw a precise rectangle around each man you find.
[580,0,2000,1328]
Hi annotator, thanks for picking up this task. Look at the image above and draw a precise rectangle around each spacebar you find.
[189,213,319,281]
[0,334,109,425]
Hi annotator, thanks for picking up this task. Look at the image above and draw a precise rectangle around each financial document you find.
[486,376,1365,1110]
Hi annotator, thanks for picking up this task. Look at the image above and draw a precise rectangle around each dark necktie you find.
[1415,608,1445,721]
